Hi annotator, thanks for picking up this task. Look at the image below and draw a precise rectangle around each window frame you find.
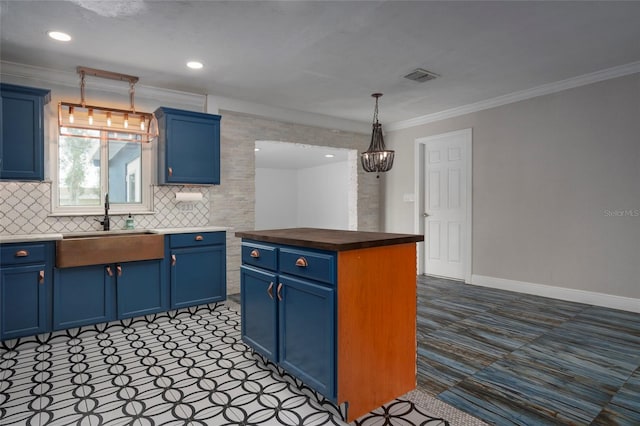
[51,127,154,216]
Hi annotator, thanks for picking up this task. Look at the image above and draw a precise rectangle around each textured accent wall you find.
[210,110,378,294]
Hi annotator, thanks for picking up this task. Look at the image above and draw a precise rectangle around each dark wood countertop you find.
[235,228,424,251]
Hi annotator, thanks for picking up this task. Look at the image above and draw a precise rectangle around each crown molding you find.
[0,61,206,109]
[387,61,640,131]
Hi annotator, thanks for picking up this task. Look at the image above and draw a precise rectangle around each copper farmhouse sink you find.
[56,232,164,268]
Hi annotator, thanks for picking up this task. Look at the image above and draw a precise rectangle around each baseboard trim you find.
[470,274,640,313]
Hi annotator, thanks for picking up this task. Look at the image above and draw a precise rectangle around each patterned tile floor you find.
[417,275,640,425]
[1,302,459,426]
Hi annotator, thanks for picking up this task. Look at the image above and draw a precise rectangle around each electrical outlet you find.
[177,202,194,211]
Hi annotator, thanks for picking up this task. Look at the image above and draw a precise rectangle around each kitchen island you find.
[235,228,424,422]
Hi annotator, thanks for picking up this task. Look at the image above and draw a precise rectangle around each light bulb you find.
[106,112,112,127]
[69,106,74,124]
[88,108,94,125]
[48,31,71,42]
[140,116,145,131]
[124,113,129,129]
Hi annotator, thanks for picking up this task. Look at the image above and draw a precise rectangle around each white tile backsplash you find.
[0,181,210,234]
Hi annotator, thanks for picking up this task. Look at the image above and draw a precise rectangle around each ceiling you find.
[1,1,640,126]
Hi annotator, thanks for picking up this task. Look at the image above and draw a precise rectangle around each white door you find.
[422,130,470,280]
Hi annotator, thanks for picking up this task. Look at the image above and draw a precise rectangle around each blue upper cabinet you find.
[155,107,221,185]
[0,83,51,181]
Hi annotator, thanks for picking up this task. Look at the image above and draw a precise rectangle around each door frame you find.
[413,128,473,283]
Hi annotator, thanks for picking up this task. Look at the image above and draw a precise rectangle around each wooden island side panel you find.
[337,243,417,422]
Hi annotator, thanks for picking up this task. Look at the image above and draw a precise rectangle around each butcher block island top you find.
[236,227,423,422]
[234,227,424,251]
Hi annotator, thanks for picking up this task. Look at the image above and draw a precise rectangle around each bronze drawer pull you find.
[39,270,45,284]
[295,257,308,268]
[250,249,260,258]
[171,254,176,266]
[168,167,173,177]
[277,283,283,301]
[15,250,29,257]
[195,235,204,241]
[267,282,274,299]
[106,265,113,277]
[116,265,123,276]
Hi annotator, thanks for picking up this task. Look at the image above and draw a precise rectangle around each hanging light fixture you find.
[361,93,394,177]
[58,66,158,142]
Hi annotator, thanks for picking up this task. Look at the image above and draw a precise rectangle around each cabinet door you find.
[0,84,49,180]
[0,264,48,340]
[278,275,336,399]
[159,109,220,184]
[53,265,116,330]
[171,245,225,308]
[240,266,278,361]
[116,260,168,319]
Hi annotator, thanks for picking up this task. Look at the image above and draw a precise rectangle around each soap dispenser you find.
[125,213,135,230]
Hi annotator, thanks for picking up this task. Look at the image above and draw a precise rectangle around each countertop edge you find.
[0,226,231,244]
[235,229,424,252]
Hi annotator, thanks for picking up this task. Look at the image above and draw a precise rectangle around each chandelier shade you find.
[361,93,394,176]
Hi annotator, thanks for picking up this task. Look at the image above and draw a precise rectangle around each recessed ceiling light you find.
[325,154,335,158]
[47,31,71,42]
[187,61,203,70]
[254,148,260,152]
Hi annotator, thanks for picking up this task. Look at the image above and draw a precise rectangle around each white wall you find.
[384,73,640,310]
[255,168,298,230]
[298,162,350,230]
[256,161,351,230]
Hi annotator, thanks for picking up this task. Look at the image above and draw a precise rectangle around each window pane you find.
[58,129,101,206]
[108,139,142,204]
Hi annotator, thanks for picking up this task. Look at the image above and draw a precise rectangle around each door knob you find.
[422,213,430,217]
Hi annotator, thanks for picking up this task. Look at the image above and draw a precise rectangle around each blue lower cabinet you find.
[117,260,167,319]
[1,241,53,340]
[278,275,336,399]
[54,260,168,330]
[240,240,337,400]
[0,264,50,340]
[53,265,116,330]
[240,265,278,361]
[170,244,226,309]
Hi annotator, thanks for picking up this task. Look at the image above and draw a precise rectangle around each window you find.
[53,127,153,215]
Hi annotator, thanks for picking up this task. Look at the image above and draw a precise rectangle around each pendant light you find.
[361,93,394,178]
[58,66,158,142]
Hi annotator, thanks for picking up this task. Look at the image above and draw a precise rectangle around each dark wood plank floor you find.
[417,275,640,425]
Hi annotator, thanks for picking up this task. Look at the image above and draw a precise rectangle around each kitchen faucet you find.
[95,193,110,231]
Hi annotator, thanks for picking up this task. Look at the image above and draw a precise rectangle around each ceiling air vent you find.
[403,68,439,83]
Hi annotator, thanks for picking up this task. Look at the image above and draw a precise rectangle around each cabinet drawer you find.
[279,248,336,285]
[1,243,47,265]
[242,242,277,271]
[169,232,225,248]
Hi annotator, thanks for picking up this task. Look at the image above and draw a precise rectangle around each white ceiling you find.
[1,0,640,126]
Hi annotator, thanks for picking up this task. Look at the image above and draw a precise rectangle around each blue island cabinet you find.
[155,107,221,185]
[53,259,167,330]
[237,229,421,423]
[240,241,336,400]
[0,241,54,340]
[168,231,226,309]
[0,83,50,181]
